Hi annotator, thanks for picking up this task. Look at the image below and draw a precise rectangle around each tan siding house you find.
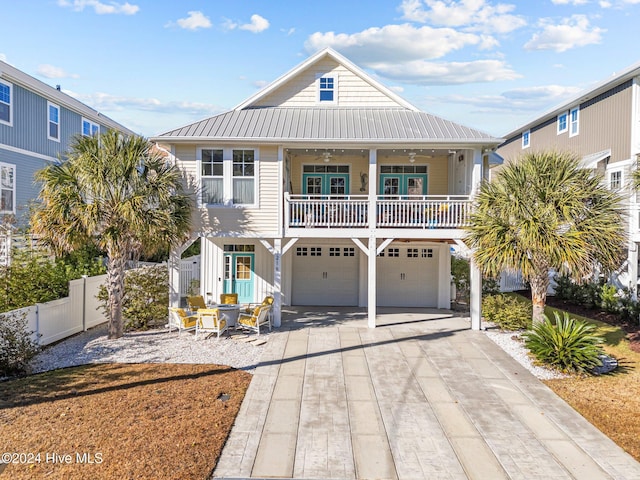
[153,48,502,329]
[497,64,640,296]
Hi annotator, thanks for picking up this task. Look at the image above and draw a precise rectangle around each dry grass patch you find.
[0,363,251,479]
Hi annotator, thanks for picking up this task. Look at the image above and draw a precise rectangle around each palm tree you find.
[31,130,193,338]
[466,150,626,323]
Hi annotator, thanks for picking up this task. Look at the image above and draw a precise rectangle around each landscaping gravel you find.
[29,323,268,375]
[484,328,568,380]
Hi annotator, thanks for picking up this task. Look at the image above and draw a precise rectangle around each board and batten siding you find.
[173,144,280,237]
[253,57,404,108]
[498,80,634,164]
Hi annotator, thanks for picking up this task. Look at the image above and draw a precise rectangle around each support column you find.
[470,148,483,195]
[470,256,482,330]
[273,238,282,327]
[629,242,638,301]
[169,249,181,308]
[368,235,377,328]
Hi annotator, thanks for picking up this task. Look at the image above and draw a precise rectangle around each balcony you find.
[285,193,472,237]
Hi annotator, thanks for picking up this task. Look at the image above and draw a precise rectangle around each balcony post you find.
[368,149,377,229]
[368,149,377,328]
[470,148,483,196]
[470,255,482,330]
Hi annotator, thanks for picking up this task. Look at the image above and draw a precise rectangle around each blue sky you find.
[2,0,640,138]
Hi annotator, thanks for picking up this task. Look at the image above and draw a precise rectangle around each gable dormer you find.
[236,48,417,110]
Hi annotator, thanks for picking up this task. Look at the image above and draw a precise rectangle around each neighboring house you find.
[152,48,503,328]
[0,59,135,226]
[498,61,640,296]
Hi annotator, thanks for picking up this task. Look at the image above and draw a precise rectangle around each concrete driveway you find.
[213,307,640,479]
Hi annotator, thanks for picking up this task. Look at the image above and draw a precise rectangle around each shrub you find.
[0,310,40,377]
[482,294,532,331]
[599,284,619,314]
[618,288,640,324]
[98,264,169,330]
[523,311,604,374]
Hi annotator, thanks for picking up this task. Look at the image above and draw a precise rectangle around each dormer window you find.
[317,74,337,104]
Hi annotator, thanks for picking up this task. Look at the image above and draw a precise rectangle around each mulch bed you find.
[0,363,251,480]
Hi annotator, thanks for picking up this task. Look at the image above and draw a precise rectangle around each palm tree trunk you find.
[106,250,126,339]
[530,274,549,324]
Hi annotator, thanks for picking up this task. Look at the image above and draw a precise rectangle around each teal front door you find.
[223,253,254,303]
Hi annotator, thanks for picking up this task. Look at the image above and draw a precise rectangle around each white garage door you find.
[377,246,439,307]
[292,245,359,306]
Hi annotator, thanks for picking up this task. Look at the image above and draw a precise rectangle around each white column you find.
[470,149,483,196]
[368,235,377,328]
[169,249,181,307]
[273,238,282,327]
[629,242,638,301]
[470,256,482,330]
[438,244,451,309]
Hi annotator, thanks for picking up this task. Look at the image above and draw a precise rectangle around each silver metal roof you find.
[155,108,501,144]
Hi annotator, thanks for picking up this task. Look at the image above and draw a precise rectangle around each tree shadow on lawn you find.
[0,363,236,410]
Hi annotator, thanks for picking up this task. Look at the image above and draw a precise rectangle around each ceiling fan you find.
[315,151,333,163]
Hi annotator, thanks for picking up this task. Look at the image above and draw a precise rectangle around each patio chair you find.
[242,295,274,323]
[187,295,207,311]
[220,293,239,305]
[168,307,197,335]
[195,308,228,339]
[237,304,272,335]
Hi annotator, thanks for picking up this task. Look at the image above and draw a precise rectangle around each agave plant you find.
[523,311,604,374]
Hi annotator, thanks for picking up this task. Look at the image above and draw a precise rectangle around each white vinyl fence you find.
[499,270,527,292]
[180,255,200,295]
[3,274,108,346]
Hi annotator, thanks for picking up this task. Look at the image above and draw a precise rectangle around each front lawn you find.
[0,363,251,479]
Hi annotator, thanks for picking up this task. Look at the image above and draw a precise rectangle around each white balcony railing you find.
[285,194,472,229]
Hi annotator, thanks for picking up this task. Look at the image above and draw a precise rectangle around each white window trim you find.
[316,73,338,105]
[569,107,579,137]
[607,168,624,191]
[0,162,16,214]
[47,101,61,142]
[197,147,259,208]
[557,111,568,135]
[522,129,530,149]
[0,79,13,127]
[81,117,99,137]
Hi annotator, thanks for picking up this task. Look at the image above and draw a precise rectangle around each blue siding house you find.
[0,60,134,225]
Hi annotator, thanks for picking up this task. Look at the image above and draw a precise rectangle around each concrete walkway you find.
[213,308,640,479]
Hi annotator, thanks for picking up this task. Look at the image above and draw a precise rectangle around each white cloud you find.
[37,64,79,79]
[399,0,527,34]
[239,14,270,33]
[282,27,296,36]
[551,0,588,5]
[253,80,269,88]
[524,15,605,52]
[306,24,485,62]
[57,0,139,15]
[369,59,521,85]
[172,11,212,31]
[600,0,640,6]
[599,0,612,6]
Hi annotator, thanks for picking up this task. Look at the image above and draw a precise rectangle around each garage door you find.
[292,245,358,306]
[377,246,438,307]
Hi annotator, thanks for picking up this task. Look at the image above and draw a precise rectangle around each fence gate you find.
[180,255,201,295]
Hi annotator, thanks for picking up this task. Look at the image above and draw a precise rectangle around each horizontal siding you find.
[498,81,633,164]
[174,144,280,237]
[254,58,403,108]
[0,147,48,223]
[0,84,111,159]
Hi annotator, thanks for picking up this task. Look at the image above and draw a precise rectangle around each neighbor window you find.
[609,170,622,191]
[48,102,60,141]
[318,75,336,103]
[569,107,579,137]
[201,149,224,204]
[0,80,12,125]
[557,111,568,134]
[522,130,530,149]
[82,118,99,136]
[0,163,15,214]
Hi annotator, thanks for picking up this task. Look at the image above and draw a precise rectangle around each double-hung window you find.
[200,148,257,206]
[82,117,99,136]
[557,111,568,134]
[569,107,579,137]
[522,129,530,149]
[0,163,16,214]
[0,80,12,125]
[48,102,60,141]
[201,149,224,204]
[317,74,337,104]
[232,149,255,204]
[609,170,622,191]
